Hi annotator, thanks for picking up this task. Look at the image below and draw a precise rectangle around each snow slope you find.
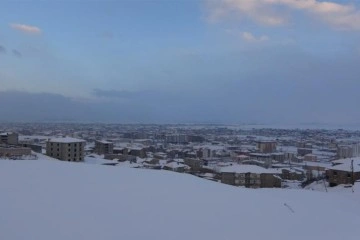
[1,160,360,240]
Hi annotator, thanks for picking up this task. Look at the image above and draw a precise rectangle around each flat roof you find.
[220,164,281,174]
[49,137,85,143]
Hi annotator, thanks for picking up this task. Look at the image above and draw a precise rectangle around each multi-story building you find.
[326,159,360,186]
[257,141,277,153]
[165,134,188,144]
[0,132,19,145]
[94,140,113,155]
[220,165,281,188]
[46,137,85,162]
[0,145,31,157]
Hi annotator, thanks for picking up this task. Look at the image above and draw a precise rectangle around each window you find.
[333,171,337,176]
[68,143,71,147]
[347,173,351,178]
[68,154,70,157]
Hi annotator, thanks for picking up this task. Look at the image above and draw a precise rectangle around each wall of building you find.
[46,141,85,161]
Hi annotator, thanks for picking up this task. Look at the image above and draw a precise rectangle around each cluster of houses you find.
[2,130,360,189]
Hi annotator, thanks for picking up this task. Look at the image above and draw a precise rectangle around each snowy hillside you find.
[1,160,360,240]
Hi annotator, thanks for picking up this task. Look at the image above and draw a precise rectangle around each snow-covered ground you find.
[305,180,360,203]
[1,159,360,240]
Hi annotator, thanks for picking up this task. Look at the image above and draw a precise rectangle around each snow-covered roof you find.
[220,164,280,174]
[96,140,112,144]
[328,159,360,172]
[49,137,85,143]
[165,162,190,169]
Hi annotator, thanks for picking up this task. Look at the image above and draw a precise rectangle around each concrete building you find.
[165,134,188,144]
[337,144,360,159]
[304,154,317,162]
[0,145,31,157]
[326,158,360,186]
[220,165,281,188]
[0,132,19,145]
[46,137,85,162]
[256,141,277,153]
[94,140,113,155]
[297,148,312,156]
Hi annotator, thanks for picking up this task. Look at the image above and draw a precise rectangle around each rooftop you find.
[49,137,85,143]
[220,164,281,174]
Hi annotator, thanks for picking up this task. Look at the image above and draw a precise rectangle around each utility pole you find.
[351,159,354,185]
[351,159,355,193]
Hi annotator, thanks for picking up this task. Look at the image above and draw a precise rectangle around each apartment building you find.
[220,164,281,188]
[326,158,360,186]
[46,137,85,161]
[257,141,277,153]
[0,132,19,145]
[0,145,31,157]
[94,140,114,155]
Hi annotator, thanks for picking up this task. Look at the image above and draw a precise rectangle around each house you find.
[184,158,203,172]
[163,162,190,172]
[46,137,85,162]
[220,164,281,188]
[326,158,360,186]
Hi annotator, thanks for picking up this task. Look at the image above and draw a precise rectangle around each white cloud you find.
[241,31,269,42]
[207,0,360,30]
[10,23,42,34]
[225,29,269,42]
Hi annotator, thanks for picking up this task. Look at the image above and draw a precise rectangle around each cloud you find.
[207,0,360,30]
[225,29,269,42]
[0,45,6,54]
[12,49,22,58]
[241,31,269,42]
[10,23,42,34]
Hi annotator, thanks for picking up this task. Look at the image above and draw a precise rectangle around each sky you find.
[1,0,360,124]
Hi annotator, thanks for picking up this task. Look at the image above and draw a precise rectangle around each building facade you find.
[0,145,31,157]
[46,137,85,162]
[94,140,114,155]
[257,141,277,153]
[0,132,19,145]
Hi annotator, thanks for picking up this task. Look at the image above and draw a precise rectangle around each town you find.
[1,122,359,189]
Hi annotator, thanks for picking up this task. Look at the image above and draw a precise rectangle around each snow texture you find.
[1,160,360,240]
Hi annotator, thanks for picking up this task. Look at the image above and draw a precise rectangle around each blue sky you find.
[1,0,360,124]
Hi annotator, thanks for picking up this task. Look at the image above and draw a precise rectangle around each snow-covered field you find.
[1,159,360,240]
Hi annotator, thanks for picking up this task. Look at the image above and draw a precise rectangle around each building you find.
[21,143,42,153]
[184,158,203,172]
[304,154,317,162]
[94,140,114,155]
[256,141,277,153]
[0,132,19,145]
[0,145,32,158]
[326,158,360,186]
[165,134,188,144]
[297,148,312,156]
[271,152,286,163]
[220,164,281,188]
[46,137,85,162]
[337,144,360,159]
